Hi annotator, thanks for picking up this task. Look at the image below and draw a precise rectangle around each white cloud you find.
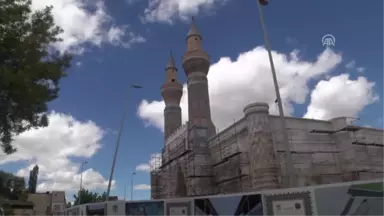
[138,47,346,132]
[345,60,366,73]
[134,184,151,190]
[357,67,365,73]
[107,25,146,48]
[135,153,162,172]
[304,74,378,120]
[285,37,298,45]
[141,0,228,24]
[345,60,356,69]
[0,112,115,192]
[135,163,150,172]
[30,0,145,54]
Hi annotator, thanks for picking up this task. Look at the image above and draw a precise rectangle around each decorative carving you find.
[247,114,269,134]
[244,103,278,190]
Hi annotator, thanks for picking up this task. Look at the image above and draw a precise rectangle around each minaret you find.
[182,17,216,135]
[161,51,183,141]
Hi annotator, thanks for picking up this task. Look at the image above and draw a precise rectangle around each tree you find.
[28,164,38,193]
[0,170,26,200]
[98,191,107,202]
[73,189,106,205]
[0,0,72,154]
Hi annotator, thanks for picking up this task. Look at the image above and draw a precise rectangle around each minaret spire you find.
[161,50,183,141]
[187,17,201,40]
[166,50,176,70]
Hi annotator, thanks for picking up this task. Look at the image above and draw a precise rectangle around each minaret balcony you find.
[182,52,210,76]
[182,50,210,63]
[161,81,182,90]
[161,82,183,104]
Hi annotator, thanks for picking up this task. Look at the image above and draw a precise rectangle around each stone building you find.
[150,19,384,199]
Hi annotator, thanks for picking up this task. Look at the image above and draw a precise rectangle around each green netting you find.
[347,182,384,198]
[350,182,384,192]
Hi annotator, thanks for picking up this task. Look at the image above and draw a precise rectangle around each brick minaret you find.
[182,18,216,135]
[161,51,183,140]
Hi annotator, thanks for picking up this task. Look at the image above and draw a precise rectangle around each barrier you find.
[65,179,383,215]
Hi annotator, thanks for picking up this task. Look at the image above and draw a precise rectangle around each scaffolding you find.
[182,123,215,197]
[348,128,383,180]
[210,118,251,194]
[155,122,218,198]
[152,115,383,199]
[274,126,344,186]
[151,117,252,198]
[150,153,162,199]
[273,118,384,187]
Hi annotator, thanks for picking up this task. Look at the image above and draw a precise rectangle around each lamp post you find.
[106,84,143,201]
[130,172,136,200]
[79,160,88,205]
[124,184,127,201]
[256,0,295,187]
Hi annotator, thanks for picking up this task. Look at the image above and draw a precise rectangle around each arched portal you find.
[175,165,187,197]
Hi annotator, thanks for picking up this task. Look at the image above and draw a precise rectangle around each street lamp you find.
[105,84,143,201]
[79,160,88,205]
[124,184,127,201]
[256,0,295,187]
[130,172,136,200]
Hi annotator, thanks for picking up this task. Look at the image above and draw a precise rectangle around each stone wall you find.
[208,117,252,194]
[349,127,383,179]
[270,115,383,186]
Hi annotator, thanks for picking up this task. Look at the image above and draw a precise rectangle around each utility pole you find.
[79,161,88,205]
[106,85,143,201]
[256,0,295,187]
[130,172,136,200]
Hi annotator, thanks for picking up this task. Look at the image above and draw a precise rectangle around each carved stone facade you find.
[244,103,278,190]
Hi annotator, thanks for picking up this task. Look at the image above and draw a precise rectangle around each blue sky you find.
[0,0,382,202]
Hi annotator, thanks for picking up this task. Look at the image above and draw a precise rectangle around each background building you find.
[150,19,384,199]
[28,191,66,216]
